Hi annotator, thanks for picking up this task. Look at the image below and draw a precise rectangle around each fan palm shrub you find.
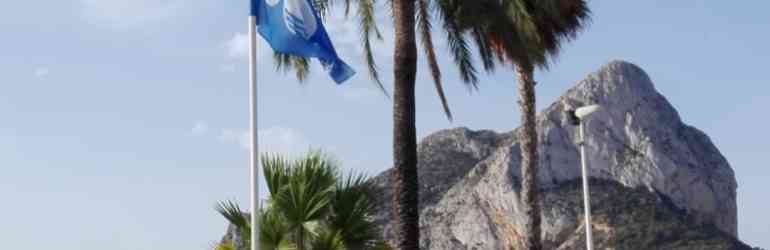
[213,151,388,250]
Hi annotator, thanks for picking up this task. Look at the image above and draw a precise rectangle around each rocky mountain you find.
[369,60,750,249]
[219,61,753,249]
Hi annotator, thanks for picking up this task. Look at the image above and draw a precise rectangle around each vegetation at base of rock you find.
[213,241,236,250]
[213,152,391,250]
[543,179,752,250]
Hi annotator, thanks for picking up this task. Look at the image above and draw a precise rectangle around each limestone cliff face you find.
[370,61,742,249]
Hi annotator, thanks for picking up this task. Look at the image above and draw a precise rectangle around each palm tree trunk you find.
[391,0,419,249]
[297,228,305,250]
[517,63,542,250]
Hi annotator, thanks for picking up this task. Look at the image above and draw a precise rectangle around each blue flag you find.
[251,0,355,84]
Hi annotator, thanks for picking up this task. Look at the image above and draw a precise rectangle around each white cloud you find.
[324,12,361,57]
[224,32,273,63]
[80,0,184,28]
[226,32,250,58]
[258,127,310,155]
[218,127,311,156]
[34,67,49,78]
[190,121,208,136]
[218,128,248,148]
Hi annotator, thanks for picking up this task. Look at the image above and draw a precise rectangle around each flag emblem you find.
[283,0,317,40]
[251,0,355,83]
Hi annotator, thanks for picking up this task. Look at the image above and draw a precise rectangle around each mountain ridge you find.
[369,60,745,249]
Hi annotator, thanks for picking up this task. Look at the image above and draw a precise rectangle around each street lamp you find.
[567,104,601,250]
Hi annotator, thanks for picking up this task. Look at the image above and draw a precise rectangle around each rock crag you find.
[370,60,746,249]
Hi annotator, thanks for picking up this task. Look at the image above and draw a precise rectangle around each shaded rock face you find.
[540,179,749,250]
[370,60,740,249]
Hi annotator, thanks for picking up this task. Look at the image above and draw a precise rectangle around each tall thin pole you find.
[248,15,260,250]
[579,122,594,250]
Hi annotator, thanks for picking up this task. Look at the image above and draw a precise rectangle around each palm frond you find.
[533,0,592,61]
[293,56,311,82]
[329,172,378,248]
[216,201,250,230]
[354,0,388,96]
[371,240,395,250]
[435,0,478,89]
[212,241,236,250]
[273,52,311,83]
[484,5,539,68]
[484,0,591,70]
[218,151,388,250]
[470,25,497,73]
[292,151,338,191]
[312,0,331,20]
[260,206,292,250]
[215,200,252,249]
[343,0,352,16]
[310,228,346,250]
[505,0,539,43]
[417,0,452,121]
[271,152,337,249]
[503,0,550,67]
[262,153,292,198]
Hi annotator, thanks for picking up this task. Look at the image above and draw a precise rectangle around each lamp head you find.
[575,105,601,119]
[566,109,580,125]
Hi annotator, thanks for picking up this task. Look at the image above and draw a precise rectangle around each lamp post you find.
[567,104,601,250]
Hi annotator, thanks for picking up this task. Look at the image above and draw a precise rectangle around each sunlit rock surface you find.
[370,61,747,249]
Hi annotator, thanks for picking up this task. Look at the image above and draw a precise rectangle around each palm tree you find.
[481,1,591,249]
[273,1,498,249]
[273,2,589,250]
[215,152,388,250]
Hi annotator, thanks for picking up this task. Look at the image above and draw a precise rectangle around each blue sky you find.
[1,0,768,249]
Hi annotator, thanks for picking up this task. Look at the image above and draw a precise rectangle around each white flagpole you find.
[248,14,260,250]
